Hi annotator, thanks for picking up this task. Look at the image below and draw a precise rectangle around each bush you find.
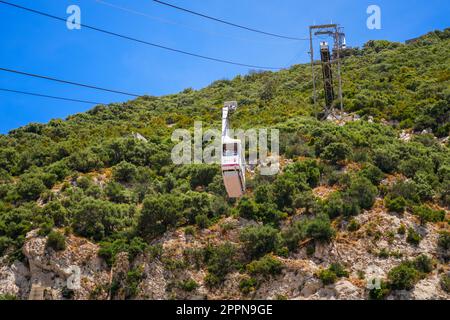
[440,273,450,293]
[347,218,360,231]
[406,228,421,246]
[368,280,390,300]
[46,231,66,251]
[388,263,420,290]
[373,147,399,173]
[240,225,280,259]
[68,149,103,173]
[438,231,450,250]
[318,269,337,285]
[317,263,348,285]
[105,181,133,203]
[237,196,258,220]
[138,194,181,239]
[178,279,199,292]
[73,197,132,241]
[195,214,210,229]
[385,196,407,213]
[203,242,237,287]
[360,164,384,185]
[412,205,445,224]
[16,175,46,201]
[329,263,349,278]
[239,277,257,294]
[246,255,283,278]
[345,176,378,210]
[397,224,406,235]
[321,142,353,164]
[305,215,335,242]
[412,254,434,274]
[112,161,137,183]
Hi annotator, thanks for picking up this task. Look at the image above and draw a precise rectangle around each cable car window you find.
[223,143,238,156]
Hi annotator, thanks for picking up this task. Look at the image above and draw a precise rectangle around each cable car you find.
[221,101,245,198]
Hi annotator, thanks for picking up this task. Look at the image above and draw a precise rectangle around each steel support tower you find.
[309,24,345,119]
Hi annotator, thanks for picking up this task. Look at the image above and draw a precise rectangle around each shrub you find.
[178,279,199,292]
[329,263,349,278]
[68,149,103,172]
[347,219,360,231]
[46,231,66,251]
[239,277,257,294]
[254,184,273,204]
[397,224,406,235]
[368,280,390,300]
[16,175,46,201]
[0,294,17,300]
[237,196,258,220]
[195,214,210,229]
[321,142,353,164]
[345,176,378,210]
[138,194,181,239]
[240,225,280,259]
[373,147,399,173]
[317,263,348,285]
[412,254,434,274]
[318,269,337,285]
[125,267,145,299]
[203,242,237,287]
[98,239,129,267]
[282,215,335,251]
[359,164,384,185]
[412,205,445,224]
[440,273,450,293]
[385,196,407,214]
[272,175,297,209]
[184,226,196,236]
[406,228,421,246]
[112,161,137,183]
[73,197,131,241]
[105,181,133,203]
[388,263,420,290]
[246,255,283,278]
[438,231,450,250]
[305,215,335,242]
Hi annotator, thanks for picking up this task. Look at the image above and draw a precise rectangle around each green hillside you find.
[0,29,449,300]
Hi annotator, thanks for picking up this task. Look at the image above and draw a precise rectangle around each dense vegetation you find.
[0,29,448,296]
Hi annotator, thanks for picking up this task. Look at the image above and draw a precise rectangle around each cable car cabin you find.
[221,137,245,198]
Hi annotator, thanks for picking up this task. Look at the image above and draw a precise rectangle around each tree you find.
[373,146,400,173]
[138,194,181,239]
[113,161,137,183]
[305,214,335,242]
[321,142,353,164]
[105,181,132,203]
[345,176,378,210]
[237,196,258,220]
[203,242,237,287]
[68,149,103,173]
[240,225,280,259]
[16,175,46,201]
[73,197,131,241]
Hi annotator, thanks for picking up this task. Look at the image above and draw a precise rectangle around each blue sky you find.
[0,0,448,133]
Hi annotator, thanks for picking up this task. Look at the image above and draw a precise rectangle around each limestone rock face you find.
[0,231,110,300]
[0,209,448,300]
